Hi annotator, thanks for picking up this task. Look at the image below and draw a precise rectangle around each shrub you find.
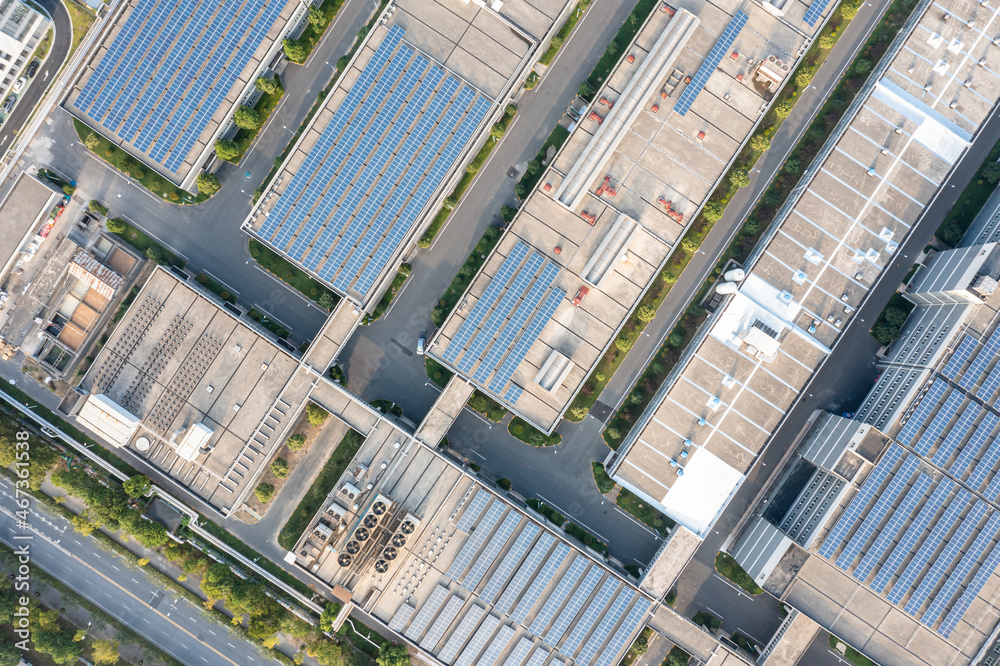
[578,80,595,98]
[818,32,836,49]
[854,58,872,75]
[88,200,108,216]
[774,101,792,119]
[255,75,282,95]
[615,335,633,352]
[234,105,259,131]
[307,5,325,27]
[306,403,329,427]
[841,0,861,19]
[62,184,75,196]
[168,192,179,201]
[795,67,814,89]
[84,132,100,149]
[271,458,289,479]
[286,433,306,450]
[570,405,589,420]
[637,304,656,322]
[255,483,275,503]
[317,291,335,310]
[730,167,751,189]
[680,236,699,254]
[214,139,241,162]
[702,199,724,222]
[196,173,221,195]
[785,158,801,175]
[106,217,127,234]
[668,332,683,347]
[984,161,1000,184]
[145,246,163,262]
[750,134,771,152]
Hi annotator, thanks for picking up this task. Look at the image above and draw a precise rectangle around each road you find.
[0,0,71,153]
[22,0,377,345]
[0,475,283,666]
[673,73,1000,651]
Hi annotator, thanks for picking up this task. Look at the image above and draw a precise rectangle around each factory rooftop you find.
[430,0,822,433]
[67,0,303,190]
[608,0,1000,537]
[289,424,652,666]
[245,0,551,308]
[73,268,309,512]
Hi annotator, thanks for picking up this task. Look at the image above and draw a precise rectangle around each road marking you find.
[73,539,81,545]
[112,565,119,571]
[208,629,216,636]
[228,643,235,649]
[93,553,100,558]
[132,578,140,584]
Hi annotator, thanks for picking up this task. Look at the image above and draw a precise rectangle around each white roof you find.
[77,394,140,447]
[659,447,744,537]
[175,422,213,461]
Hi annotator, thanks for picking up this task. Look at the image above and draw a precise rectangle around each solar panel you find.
[489,287,565,395]
[438,606,487,664]
[803,0,833,26]
[455,490,491,533]
[852,474,933,583]
[510,543,572,625]
[932,402,980,466]
[939,527,1000,637]
[530,556,586,635]
[405,585,451,641]
[505,637,534,666]
[950,412,1000,478]
[481,524,540,604]
[562,577,620,655]
[593,599,652,666]
[871,479,953,594]
[524,647,549,666]
[904,501,989,615]
[389,602,415,633]
[463,514,523,590]
[421,596,466,651]
[504,385,523,403]
[896,379,947,445]
[942,335,977,380]
[674,11,748,116]
[914,390,963,456]
[922,511,1000,627]
[545,568,603,643]
[495,534,557,616]
[448,503,506,580]
[819,444,904,560]
[576,590,635,665]
[980,458,1000,501]
[887,488,972,605]
[961,325,1000,390]
[476,624,516,666]
[454,615,501,666]
[75,0,156,109]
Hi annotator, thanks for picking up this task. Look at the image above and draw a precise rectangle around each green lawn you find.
[248,308,290,338]
[508,416,561,446]
[591,462,615,494]
[364,264,410,324]
[692,611,720,631]
[563,522,608,555]
[65,0,96,60]
[425,357,453,388]
[249,239,339,311]
[539,1,591,65]
[467,390,507,422]
[829,636,877,666]
[431,226,502,327]
[278,429,365,550]
[617,488,673,537]
[716,552,763,595]
[526,498,564,526]
[195,273,236,303]
[29,26,51,63]
[107,218,185,267]
[225,86,284,164]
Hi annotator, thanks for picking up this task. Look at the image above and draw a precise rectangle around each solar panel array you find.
[422,596,466,650]
[480,524,540,604]
[524,648,549,666]
[594,599,651,666]
[530,557,586,635]
[949,412,999,477]
[803,0,833,27]
[511,543,572,625]
[442,242,565,402]
[931,403,980,466]
[494,534,556,615]
[438,605,487,664]
[851,474,932,583]
[73,0,285,173]
[674,12,748,117]
[448,503,505,580]
[476,624,516,666]
[454,614,500,666]
[455,490,491,533]
[505,637,534,666]
[463,514,523,590]
[256,25,491,299]
[913,390,962,456]
[922,512,1000,626]
[940,534,1000,636]
[941,335,977,380]
[405,585,450,641]
[546,568,603,643]
[896,379,948,445]
[389,602,415,632]
[562,578,619,655]
[576,590,635,665]
[960,325,1000,390]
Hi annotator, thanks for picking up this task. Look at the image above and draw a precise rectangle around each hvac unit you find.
[338,482,362,502]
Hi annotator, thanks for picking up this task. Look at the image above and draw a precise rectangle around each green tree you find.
[526,158,542,176]
[615,335,633,352]
[201,563,238,605]
[33,627,82,664]
[123,474,151,498]
[84,132,100,150]
[270,458,289,478]
[88,200,108,215]
[123,513,168,548]
[255,76,282,95]
[668,332,684,347]
[984,161,1000,184]
[854,58,872,75]
[841,0,860,19]
[283,38,309,63]
[91,638,120,665]
[680,236,699,254]
[71,512,98,536]
[0,642,20,666]
[377,643,411,666]
[774,101,792,119]
[307,639,347,666]
[62,184,75,197]
[306,403,329,427]
[280,613,315,640]
[578,80,595,98]
[730,167,751,189]
[145,246,163,263]
[196,173,221,195]
[317,291,335,310]
[750,134,771,152]
[0,586,18,624]
[234,105,259,131]
[784,158,801,175]
[320,602,341,630]
[214,139,241,162]
[286,433,306,450]
[795,67,813,89]
[256,482,275,503]
[637,304,656,322]
[307,5,325,27]
[818,32,836,49]
[702,199,724,222]
[569,405,589,420]
[106,217,127,234]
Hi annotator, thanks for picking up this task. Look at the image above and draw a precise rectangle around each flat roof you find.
[77,268,305,511]
[430,0,815,432]
[610,0,1000,534]
[246,0,538,305]
[0,172,63,280]
[66,0,298,186]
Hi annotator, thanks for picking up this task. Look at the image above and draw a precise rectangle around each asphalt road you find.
[673,73,1000,650]
[23,0,377,345]
[0,475,283,666]
[0,0,71,154]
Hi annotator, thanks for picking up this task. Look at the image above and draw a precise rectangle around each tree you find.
[201,563,238,605]
[526,158,542,176]
[615,335,633,352]
[784,158,801,175]
[62,184,75,197]
[88,199,108,216]
[84,132,100,150]
[306,403,329,427]
[578,80,594,98]
[256,483,275,503]
[794,67,813,89]
[984,161,1000,184]
[0,586,18,624]
[377,643,411,666]
[818,32,836,50]
[286,433,306,450]
[320,602,341,630]
[569,405,589,420]
[145,246,163,263]
[106,217,127,234]
[32,627,81,664]
[255,76,282,95]
[280,613,315,640]
[124,513,168,548]
[750,134,771,152]
[637,305,656,322]
[307,639,348,666]
[123,474,151,498]
[307,5,325,27]
[270,458,289,479]
[317,291,335,310]
[196,173,221,195]
[0,642,20,666]
[841,0,860,19]
[91,639,120,665]
[774,101,792,119]
[668,332,684,347]
[283,38,309,63]
[234,105,259,131]
[702,199,724,222]
[854,58,872,76]
[680,237,699,254]
[71,512,98,536]
[730,167,750,189]
[214,139,241,162]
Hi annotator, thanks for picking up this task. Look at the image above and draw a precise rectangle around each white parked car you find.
[12,78,25,93]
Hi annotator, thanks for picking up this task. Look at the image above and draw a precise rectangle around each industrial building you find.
[289,423,652,666]
[244,0,550,309]
[429,0,826,433]
[66,0,313,190]
[607,0,1000,538]
[0,0,48,107]
[72,268,311,512]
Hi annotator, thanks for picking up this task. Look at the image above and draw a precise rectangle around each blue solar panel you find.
[75,0,157,110]
[510,543,571,625]
[803,0,833,27]
[674,11,747,116]
[530,557,586,635]
[904,502,988,616]
[942,335,977,380]
[939,529,1000,637]
[819,444,904,560]
[494,534,556,616]
[914,390,962,456]
[504,384,523,403]
[950,412,1000,478]
[562,577,619,655]
[897,379,947,445]
[545,568,603,643]
[870,479,953,594]
[931,402,980,466]
[980,362,1000,401]
[852,474,932,584]
[489,288,565,395]
[887,490,972,606]
[836,454,919,570]
[961,325,1000,390]
[594,599,651,666]
[980,457,1000,501]
[921,511,1000,627]
[444,244,529,364]
[576,590,635,666]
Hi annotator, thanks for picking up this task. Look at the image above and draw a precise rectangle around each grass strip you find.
[616,487,673,537]
[222,85,284,164]
[508,416,561,446]
[425,357,453,388]
[716,552,763,594]
[512,125,570,200]
[106,217,185,267]
[592,462,615,493]
[194,272,236,303]
[526,498,564,526]
[248,308,290,338]
[935,138,1000,245]
[692,611,721,631]
[363,264,410,323]
[829,635,877,666]
[65,0,96,60]
[468,390,507,422]
[249,239,338,310]
[538,0,593,65]
[563,522,609,555]
[278,429,365,550]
